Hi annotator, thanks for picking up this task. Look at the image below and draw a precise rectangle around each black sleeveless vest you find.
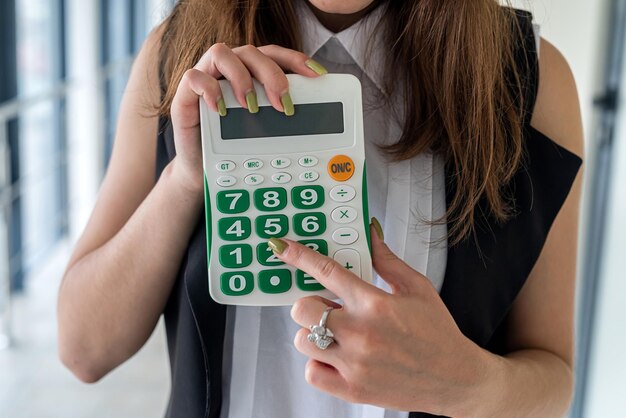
[155,10,582,418]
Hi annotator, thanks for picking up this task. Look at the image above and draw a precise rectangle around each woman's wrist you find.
[444,346,507,418]
[166,158,204,196]
[418,336,503,418]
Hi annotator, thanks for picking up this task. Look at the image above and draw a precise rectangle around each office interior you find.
[0,0,624,417]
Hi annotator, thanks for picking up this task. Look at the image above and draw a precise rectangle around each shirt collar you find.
[296,0,387,92]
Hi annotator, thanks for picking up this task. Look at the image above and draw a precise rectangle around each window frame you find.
[100,0,150,168]
[1,0,68,292]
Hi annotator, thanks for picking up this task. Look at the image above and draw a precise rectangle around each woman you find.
[57,0,584,417]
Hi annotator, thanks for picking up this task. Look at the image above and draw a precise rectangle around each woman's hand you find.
[168,43,327,193]
[269,221,495,416]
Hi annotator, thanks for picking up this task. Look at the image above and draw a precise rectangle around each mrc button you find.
[244,159,263,170]
[328,155,355,182]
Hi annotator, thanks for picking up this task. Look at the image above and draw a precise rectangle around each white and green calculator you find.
[200,73,372,306]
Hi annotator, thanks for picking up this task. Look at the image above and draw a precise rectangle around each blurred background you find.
[0,0,624,417]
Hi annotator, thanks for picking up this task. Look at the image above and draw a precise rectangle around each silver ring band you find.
[319,306,332,328]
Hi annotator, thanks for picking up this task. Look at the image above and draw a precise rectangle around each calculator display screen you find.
[220,102,344,140]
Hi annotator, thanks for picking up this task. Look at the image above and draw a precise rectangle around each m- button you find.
[271,158,291,169]
[328,155,355,182]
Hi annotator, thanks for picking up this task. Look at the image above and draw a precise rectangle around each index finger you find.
[268,238,377,303]
[257,44,327,77]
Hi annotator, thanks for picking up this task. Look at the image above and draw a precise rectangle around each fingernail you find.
[371,217,384,240]
[268,238,288,255]
[217,97,227,117]
[281,92,295,116]
[246,91,259,113]
[305,59,328,76]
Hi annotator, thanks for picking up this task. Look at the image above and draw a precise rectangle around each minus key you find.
[332,228,359,245]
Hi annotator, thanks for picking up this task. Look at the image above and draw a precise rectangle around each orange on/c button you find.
[328,155,355,182]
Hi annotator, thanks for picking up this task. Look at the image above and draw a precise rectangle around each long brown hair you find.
[158,0,527,245]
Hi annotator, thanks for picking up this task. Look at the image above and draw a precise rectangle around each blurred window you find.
[0,0,18,347]
[8,0,68,291]
[101,0,152,167]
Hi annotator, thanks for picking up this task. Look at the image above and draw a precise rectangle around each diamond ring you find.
[307,306,335,350]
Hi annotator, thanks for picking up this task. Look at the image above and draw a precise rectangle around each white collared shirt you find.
[219,2,449,417]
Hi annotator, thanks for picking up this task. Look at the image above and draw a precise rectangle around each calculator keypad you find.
[256,242,285,266]
[258,269,292,294]
[332,228,359,245]
[299,171,319,182]
[298,239,328,256]
[244,174,264,186]
[293,212,327,237]
[212,156,364,298]
[216,190,250,214]
[329,185,356,203]
[218,217,251,241]
[219,244,253,268]
[331,206,357,224]
[217,176,237,187]
[271,173,292,184]
[255,215,289,239]
[296,270,325,291]
[299,156,318,167]
[216,161,236,172]
[292,186,325,209]
[221,271,254,296]
[244,159,264,170]
[333,249,361,277]
[254,188,288,212]
[271,158,291,169]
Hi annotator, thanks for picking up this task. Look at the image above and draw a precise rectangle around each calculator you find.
[200,73,372,306]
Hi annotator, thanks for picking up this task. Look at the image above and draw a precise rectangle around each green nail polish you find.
[246,91,259,114]
[281,93,295,116]
[268,238,288,255]
[371,217,384,241]
[305,59,328,76]
[217,97,227,117]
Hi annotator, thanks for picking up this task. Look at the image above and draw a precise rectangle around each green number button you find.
[258,269,292,294]
[218,217,251,241]
[298,239,328,256]
[256,215,288,239]
[219,244,253,268]
[217,190,250,214]
[257,242,285,266]
[296,270,325,291]
[254,188,287,212]
[293,213,326,237]
[292,186,325,210]
[221,271,254,296]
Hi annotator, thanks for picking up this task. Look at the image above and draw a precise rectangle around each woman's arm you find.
[470,37,584,417]
[57,27,205,383]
